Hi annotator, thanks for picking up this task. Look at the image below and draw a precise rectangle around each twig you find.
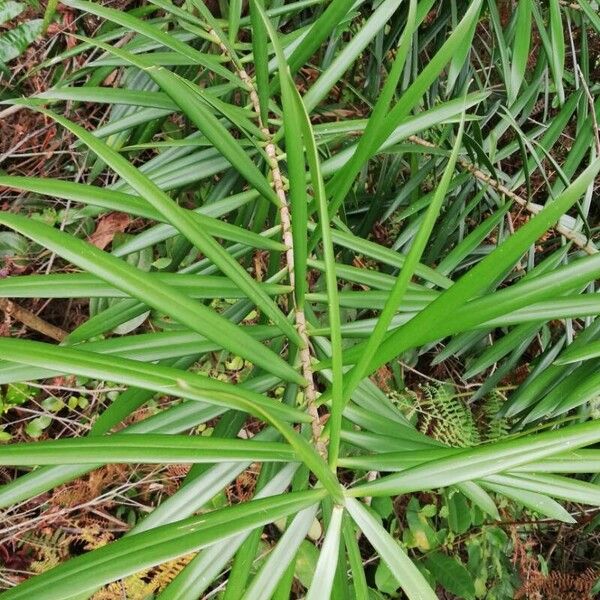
[408,135,598,255]
[0,105,23,120]
[0,298,67,341]
[0,124,55,166]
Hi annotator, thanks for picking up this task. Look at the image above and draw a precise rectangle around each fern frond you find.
[418,383,480,448]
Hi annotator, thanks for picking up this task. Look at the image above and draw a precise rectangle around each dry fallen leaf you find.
[88,212,131,250]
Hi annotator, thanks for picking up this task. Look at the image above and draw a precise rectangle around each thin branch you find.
[0,298,67,341]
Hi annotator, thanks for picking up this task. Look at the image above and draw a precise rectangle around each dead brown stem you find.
[0,298,67,342]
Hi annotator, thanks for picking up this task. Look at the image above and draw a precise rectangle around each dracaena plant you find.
[0,0,599,598]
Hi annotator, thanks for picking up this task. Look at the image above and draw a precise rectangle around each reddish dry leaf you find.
[88,212,131,250]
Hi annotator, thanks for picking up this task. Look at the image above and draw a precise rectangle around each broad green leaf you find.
[487,0,511,95]
[325,0,483,213]
[424,552,475,600]
[446,7,478,93]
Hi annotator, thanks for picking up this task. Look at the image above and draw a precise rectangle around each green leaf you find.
[509,0,532,105]
[305,505,343,600]
[12,100,302,351]
[341,158,600,372]
[480,481,575,523]
[485,472,600,507]
[244,504,319,600]
[445,489,472,535]
[0,176,285,252]
[261,2,309,307]
[0,337,304,424]
[324,0,417,215]
[151,463,299,600]
[578,0,600,34]
[338,117,465,419]
[375,560,399,596]
[554,340,600,365]
[345,497,437,600]
[0,489,326,600]
[348,419,600,497]
[0,1,24,25]
[61,0,239,83]
[548,0,565,103]
[257,1,345,468]
[285,0,355,78]
[249,0,269,125]
[0,198,302,386]
[0,434,296,465]
[75,34,276,205]
[0,272,290,300]
[342,513,369,599]
[25,416,52,439]
[0,337,342,499]
[0,18,42,62]
[424,552,475,600]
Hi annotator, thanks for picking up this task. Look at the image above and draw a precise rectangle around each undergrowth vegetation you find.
[0,0,599,598]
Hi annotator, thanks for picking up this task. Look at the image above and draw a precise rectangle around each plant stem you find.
[215,39,325,456]
[409,135,597,255]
